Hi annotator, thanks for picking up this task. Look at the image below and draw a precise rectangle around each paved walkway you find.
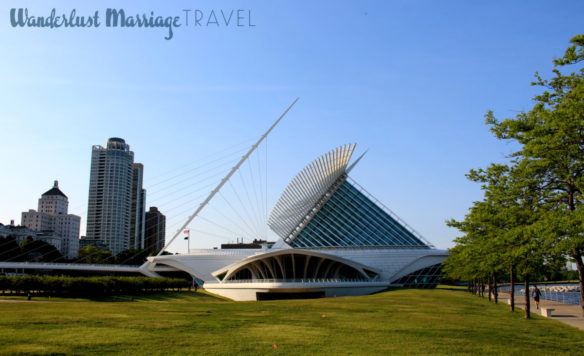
[497,292,584,331]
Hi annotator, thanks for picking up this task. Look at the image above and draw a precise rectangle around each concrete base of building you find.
[203,281,389,301]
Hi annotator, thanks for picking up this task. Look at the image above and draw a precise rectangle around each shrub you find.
[0,276,190,297]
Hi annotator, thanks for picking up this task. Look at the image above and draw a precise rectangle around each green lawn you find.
[0,288,582,355]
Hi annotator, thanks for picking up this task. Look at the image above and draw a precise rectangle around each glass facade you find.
[390,263,443,288]
[290,181,427,248]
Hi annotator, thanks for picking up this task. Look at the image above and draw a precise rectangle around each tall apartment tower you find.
[144,206,166,253]
[86,138,135,255]
[130,163,146,250]
[21,180,81,259]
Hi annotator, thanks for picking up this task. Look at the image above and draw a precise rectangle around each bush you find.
[0,275,190,297]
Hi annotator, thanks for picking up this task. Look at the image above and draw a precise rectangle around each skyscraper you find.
[144,206,165,253]
[86,138,135,255]
[21,180,81,259]
[130,163,146,250]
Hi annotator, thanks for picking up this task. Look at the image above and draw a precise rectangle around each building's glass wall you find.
[390,263,443,288]
[290,181,426,248]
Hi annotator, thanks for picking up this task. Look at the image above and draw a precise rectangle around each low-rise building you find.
[0,223,62,250]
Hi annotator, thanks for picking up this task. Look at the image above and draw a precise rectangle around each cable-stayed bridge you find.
[1,99,299,277]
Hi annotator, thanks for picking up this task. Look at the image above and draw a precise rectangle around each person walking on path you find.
[533,285,542,310]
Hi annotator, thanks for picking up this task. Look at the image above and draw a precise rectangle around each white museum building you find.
[144,144,447,301]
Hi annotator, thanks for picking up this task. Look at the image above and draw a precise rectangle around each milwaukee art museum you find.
[145,143,447,301]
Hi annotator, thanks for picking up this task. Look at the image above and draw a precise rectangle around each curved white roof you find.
[211,248,380,281]
[268,144,356,239]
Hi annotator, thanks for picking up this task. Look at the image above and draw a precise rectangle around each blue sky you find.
[1,0,582,251]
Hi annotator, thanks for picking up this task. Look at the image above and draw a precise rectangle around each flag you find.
[184,229,190,240]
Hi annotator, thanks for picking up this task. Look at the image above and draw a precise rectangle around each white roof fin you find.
[346,149,367,173]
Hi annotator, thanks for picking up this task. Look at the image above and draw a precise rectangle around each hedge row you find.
[0,275,190,296]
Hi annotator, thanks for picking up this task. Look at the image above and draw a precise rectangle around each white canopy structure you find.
[145,138,447,300]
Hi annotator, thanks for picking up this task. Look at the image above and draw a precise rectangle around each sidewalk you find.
[498,292,584,331]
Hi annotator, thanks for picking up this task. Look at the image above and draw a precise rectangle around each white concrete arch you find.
[212,248,380,282]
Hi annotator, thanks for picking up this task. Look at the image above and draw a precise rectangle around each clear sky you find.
[1,0,582,252]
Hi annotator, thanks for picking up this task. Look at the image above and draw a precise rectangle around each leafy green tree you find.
[0,236,21,261]
[447,162,556,318]
[115,249,151,265]
[19,237,64,262]
[77,246,113,264]
[486,35,584,314]
[444,202,498,295]
[444,169,512,303]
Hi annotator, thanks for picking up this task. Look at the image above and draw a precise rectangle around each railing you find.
[498,284,581,306]
[306,245,432,250]
[0,262,141,271]
[222,278,376,284]
[183,249,264,256]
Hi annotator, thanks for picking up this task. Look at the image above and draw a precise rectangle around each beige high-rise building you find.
[85,138,146,255]
[21,180,81,259]
[86,138,134,255]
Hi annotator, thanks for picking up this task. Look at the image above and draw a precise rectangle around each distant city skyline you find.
[1,1,583,252]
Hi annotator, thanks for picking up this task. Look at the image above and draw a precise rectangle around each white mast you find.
[157,98,299,256]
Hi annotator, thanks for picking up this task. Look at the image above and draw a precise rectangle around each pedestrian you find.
[533,285,541,310]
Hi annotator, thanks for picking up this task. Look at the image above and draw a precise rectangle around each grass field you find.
[0,287,583,355]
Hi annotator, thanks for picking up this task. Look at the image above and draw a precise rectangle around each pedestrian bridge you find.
[0,261,177,276]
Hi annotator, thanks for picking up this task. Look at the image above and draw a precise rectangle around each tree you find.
[446,162,558,318]
[77,246,113,264]
[0,236,21,261]
[486,34,584,314]
[444,166,514,305]
[115,249,151,265]
[19,237,64,262]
